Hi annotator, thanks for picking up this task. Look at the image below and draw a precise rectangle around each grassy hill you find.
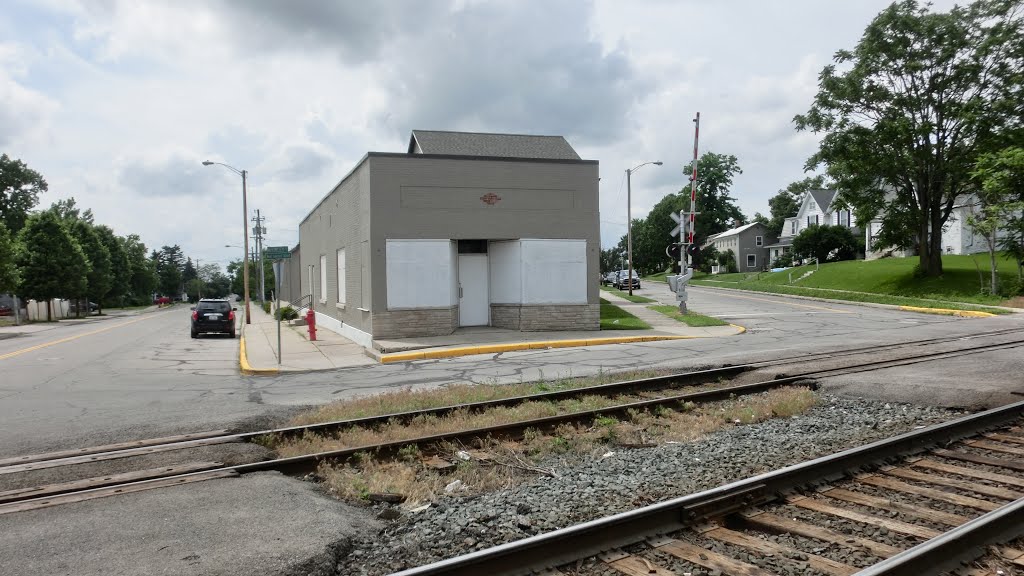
[690,254,1021,311]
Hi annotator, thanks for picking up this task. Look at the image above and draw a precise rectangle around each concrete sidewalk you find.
[239,292,744,372]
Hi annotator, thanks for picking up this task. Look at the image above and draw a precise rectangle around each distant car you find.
[154,296,172,305]
[69,301,98,314]
[190,299,237,338]
[0,304,11,316]
[614,270,641,290]
[602,272,617,285]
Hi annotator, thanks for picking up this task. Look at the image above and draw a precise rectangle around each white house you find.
[765,189,857,264]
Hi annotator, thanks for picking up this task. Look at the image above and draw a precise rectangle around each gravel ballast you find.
[324,394,964,576]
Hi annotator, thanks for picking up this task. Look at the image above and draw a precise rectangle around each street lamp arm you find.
[202,160,245,177]
[627,160,663,175]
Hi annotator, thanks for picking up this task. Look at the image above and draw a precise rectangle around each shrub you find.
[275,305,299,321]
[262,301,271,314]
[771,252,794,268]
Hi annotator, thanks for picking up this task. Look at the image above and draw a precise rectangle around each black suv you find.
[190,299,237,338]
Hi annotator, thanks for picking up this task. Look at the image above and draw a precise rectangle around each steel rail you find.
[3,337,1022,479]
[2,339,1022,511]
[3,328,1018,473]
[389,399,1024,576]
[852,497,1024,575]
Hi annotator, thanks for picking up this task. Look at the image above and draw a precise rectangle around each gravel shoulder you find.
[330,395,963,576]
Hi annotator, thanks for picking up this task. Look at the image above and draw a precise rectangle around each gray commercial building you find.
[285,130,601,346]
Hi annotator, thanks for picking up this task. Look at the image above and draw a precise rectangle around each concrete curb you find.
[379,326,745,364]
[898,306,996,318]
[691,283,1016,316]
[238,333,279,376]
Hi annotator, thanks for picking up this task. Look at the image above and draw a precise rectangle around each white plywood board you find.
[386,240,454,308]
[521,239,587,304]
[489,240,522,304]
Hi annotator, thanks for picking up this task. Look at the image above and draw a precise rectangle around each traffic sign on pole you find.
[264,246,290,260]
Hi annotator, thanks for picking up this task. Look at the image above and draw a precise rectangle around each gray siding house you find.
[705,222,777,271]
[289,130,601,345]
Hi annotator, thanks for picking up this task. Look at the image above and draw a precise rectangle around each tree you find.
[766,176,829,237]
[600,247,624,274]
[123,234,156,305]
[792,224,859,263]
[182,258,198,287]
[624,152,746,275]
[94,225,130,307]
[696,244,719,274]
[0,154,48,234]
[969,146,1024,293]
[682,152,746,243]
[717,250,738,274]
[68,220,112,314]
[0,222,18,294]
[795,0,1024,277]
[49,197,94,225]
[16,211,88,321]
[153,245,185,296]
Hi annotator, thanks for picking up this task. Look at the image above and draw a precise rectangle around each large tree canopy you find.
[0,222,18,294]
[795,0,1024,277]
[17,211,89,320]
[0,154,48,234]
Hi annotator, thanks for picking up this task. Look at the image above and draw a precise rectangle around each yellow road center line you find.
[0,310,175,361]
[690,287,853,313]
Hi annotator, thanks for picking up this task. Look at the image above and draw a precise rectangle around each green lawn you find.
[599,298,651,330]
[692,254,1020,312]
[599,285,656,303]
[640,273,669,283]
[647,305,729,327]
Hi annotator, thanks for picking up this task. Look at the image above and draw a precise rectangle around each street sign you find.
[264,246,290,260]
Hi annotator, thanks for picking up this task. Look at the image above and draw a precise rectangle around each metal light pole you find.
[625,161,663,296]
[203,161,251,324]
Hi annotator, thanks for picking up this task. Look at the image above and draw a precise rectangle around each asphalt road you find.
[1,293,1022,576]
[3,290,1021,458]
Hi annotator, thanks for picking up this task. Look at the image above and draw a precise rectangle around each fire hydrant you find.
[306,308,317,341]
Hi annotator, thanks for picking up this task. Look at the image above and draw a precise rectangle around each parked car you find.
[614,269,641,290]
[68,300,98,314]
[0,304,11,316]
[190,298,237,338]
[602,271,617,286]
[154,296,172,305]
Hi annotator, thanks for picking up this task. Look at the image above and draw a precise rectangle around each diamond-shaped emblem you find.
[480,192,502,205]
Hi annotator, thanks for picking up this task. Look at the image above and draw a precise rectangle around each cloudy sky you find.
[2,0,958,268]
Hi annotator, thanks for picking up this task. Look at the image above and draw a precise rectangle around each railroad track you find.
[1,331,1021,517]
[391,401,1024,576]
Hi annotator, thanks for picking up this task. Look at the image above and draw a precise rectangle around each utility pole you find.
[252,210,266,306]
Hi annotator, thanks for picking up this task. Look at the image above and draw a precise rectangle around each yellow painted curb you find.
[239,334,279,375]
[898,306,996,318]
[379,326,745,364]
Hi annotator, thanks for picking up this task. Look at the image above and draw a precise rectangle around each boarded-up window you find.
[336,249,346,304]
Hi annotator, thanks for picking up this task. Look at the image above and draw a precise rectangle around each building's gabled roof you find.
[808,189,838,213]
[709,222,762,241]
[408,130,581,160]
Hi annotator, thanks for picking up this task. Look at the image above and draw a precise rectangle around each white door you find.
[458,254,489,326]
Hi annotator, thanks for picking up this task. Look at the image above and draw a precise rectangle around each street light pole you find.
[203,161,251,324]
[625,161,663,296]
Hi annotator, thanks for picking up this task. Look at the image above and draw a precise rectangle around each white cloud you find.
[1,0,967,265]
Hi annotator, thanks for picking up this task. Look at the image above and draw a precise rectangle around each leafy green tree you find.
[792,225,859,263]
[970,147,1024,293]
[624,152,746,275]
[16,211,88,321]
[716,250,738,274]
[68,220,112,314]
[766,176,829,237]
[94,225,130,307]
[696,244,719,274]
[0,222,19,294]
[153,245,185,296]
[0,154,48,234]
[182,258,197,287]
[795,0,1024,277]
[49,197,94,224]
[600,247,624,274]
[682,152,746,244]
[123,234,156,304]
